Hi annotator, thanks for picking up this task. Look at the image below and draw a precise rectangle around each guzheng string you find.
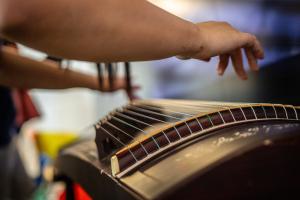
[114,101,235,146]
[115,110,172,145]
[130,104,207,130]
[100,101,225,148]
[98,103,185,150]
[98,126,126,146]
[114,111,166,143]
[100,102,220,148]
[106,121,150,155]
[137,101,233,111]
[129,101,259,124]
[128,105,196,135]
[122,109,169,124]
[129,105,182,121]
[131,102,227,120]
[143,102,244,125]
[126,105,187,138]
[132,103,212,129]
[100,125,139,161]
[136,104,195,117]
[95,100,300,177]
[101,102,210,148]
[109,114,161,153]
[98,101,299,154]
[111,115,161,149]
[99,120,143,160]
[121,108,173,144]
[125,106,170,123]
[106,120,135,140]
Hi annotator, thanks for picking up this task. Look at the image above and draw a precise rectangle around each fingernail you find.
[239,73,248,80]
[252,65,259,72]
[259,53,265,59]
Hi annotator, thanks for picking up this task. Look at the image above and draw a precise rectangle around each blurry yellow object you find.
[35,132,78,159]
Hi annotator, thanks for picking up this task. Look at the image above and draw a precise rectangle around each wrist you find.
[179,22,204,58]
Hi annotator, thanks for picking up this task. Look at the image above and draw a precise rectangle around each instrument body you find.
[55,100,300,199]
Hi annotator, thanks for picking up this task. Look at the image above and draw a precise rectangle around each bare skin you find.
[0,46,132,92]
[0,0,264,80]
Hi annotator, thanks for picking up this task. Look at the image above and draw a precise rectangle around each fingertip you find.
[255,51,264,60]
[260,52,265,59]
[240,75,248,80]
[252,61,259,72]
[254,43,265,59]
[238,71,248,80]
[217,68,224,76]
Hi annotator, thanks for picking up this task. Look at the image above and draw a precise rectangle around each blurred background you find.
[9,0,300,199]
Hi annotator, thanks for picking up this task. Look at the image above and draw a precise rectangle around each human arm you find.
[0,46,129,91]
[0,0,264,79]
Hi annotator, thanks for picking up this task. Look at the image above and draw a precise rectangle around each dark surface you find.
[54,140,141,200]
[167,124,300,200]
[55,121,300,200]
[0,86,15,147]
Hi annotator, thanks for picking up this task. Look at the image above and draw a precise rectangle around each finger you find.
[128,93,140,101]
[244,48,259,72]
[240,33,264,59]
[112,80,140,93]
[231,49,247,80]
[217,54,230,75]
[132,85,141,91]
[253,39,264,59]
[126,88,139,100]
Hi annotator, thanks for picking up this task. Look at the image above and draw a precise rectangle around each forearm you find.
[0,0,199,62]
[0,47,99,89]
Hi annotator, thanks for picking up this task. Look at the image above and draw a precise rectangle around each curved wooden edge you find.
[115,103,284,155]
[111,103,299,177]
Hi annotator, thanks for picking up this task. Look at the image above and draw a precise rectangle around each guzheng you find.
[95,99,300,177]
[55,99,300,200]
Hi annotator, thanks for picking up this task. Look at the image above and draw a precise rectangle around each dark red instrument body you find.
[55,100,300,199]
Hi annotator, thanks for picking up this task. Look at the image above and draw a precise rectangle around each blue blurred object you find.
[35,153,51,186]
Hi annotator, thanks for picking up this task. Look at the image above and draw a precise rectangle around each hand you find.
[179,21,264,80]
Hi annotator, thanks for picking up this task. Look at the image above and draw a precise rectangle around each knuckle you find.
[240,33,256,46]
[249,34,256,42]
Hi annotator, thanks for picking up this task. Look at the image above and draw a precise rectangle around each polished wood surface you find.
[55,100,300,200]
[55,121,300,199]
[94,100,300,177]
